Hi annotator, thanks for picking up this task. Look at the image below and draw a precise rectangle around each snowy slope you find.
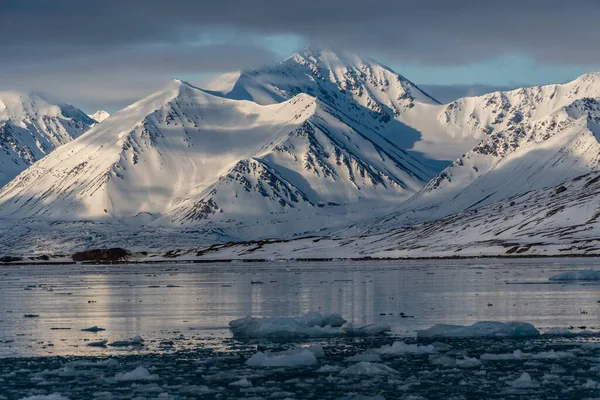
[156,169,600,260]
[0,80,434,240]
[367,75,600,230]
[0,92,95,186]
[89,110,110,123]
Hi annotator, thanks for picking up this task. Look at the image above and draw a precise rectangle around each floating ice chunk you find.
[549,270,600,281]
[428,355,456,366]
[481,350,524,361]
[20,394,69,400]
[375,341,436,355]
[481,349,573,360]
[317,365,344,373]
[114,366,158,382]
[229,312,346,339]
[305,344,325,358]
[340,362,398,376]
[109,335,144,347]
[509,372,540,389]
[417,321,539,338]
[456,356,482,368]
[584,379,600,389]
[345,351,382,362]
[229,313,389,339]
[229,378,252,387]
[246,349,318,368]
[81,326,105,333]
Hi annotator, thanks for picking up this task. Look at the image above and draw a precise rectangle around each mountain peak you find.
[89,110,110,123]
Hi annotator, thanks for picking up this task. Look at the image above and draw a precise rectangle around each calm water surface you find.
[1,258,599,357]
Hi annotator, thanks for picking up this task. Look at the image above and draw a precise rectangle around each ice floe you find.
[549,270,600,281]
[509,372,540,389]
[340,362,398,376]
[417,321,539,338]
[229,312,390,339]
[481,349,574,360]
[114,366,158,382]
[246,349,319,367]
[20,395,69,400]
[375,341,436,355]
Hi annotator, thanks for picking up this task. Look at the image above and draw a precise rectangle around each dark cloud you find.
[1,0,599,110]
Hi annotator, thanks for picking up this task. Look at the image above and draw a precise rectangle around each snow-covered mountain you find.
[179,168,600,260]
[89,110,110,123]
[0,79,435,240]
[210,48,477,163]
[368,74,600,230]
[0,91,95,187]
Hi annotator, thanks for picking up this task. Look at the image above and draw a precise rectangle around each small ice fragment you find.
[114,366,158,382]
[229,378,252,387]
[340,362,398,376]
[510,372,540,389]
[81,326,106,332]
[246,349,318,368]
[375,341,436,355]
[456,356,482,368]
[417,321,539,338]
[584,379,600,389]
[481,350,524,361]
[317,365,344,373]
[87,340,108,347]
[428,354,456,366]
[20,394,69,400]
[305,344,325,358]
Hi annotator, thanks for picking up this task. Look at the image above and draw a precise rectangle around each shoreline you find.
[1,252,599,266]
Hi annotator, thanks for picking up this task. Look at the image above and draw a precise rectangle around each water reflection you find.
[0,258,599,357]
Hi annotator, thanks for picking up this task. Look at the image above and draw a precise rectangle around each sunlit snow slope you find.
[0,80,434,240]
[0,92,95,186]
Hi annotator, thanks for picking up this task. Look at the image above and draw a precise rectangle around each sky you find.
[2,0,600,112]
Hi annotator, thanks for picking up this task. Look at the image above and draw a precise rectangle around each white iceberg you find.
[417,321,539,338]
[549,270,600,281]
[229,312,389,339]
[340,362,398,376]
[246,349,318,368]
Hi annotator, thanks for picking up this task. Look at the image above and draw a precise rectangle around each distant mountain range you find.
[0,49,598,258]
